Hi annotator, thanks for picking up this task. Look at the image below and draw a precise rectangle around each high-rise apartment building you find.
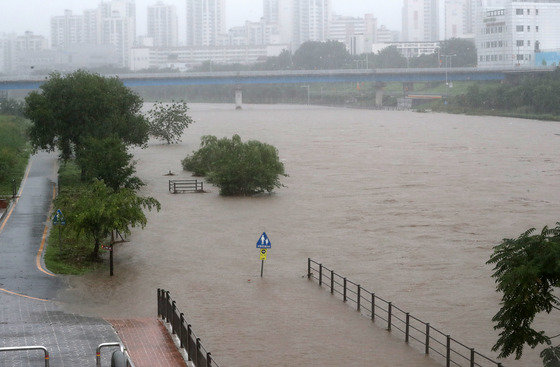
[329,14,377,52]
[148,2,178,47]
[262,0,293,45]
[185,0,226,46]
[402,0,439,41]
[51,10,84,49]
[292,0,331,47]
[444,0,475,39]
[476,0,560,67]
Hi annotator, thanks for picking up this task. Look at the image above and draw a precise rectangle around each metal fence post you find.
[171,301,176,334]
[157,289,161,317]
[207,352,212,367]
[446,335,451,367]
[187,324,192,361]
[179,313,184,348]
[196,338,201,366]
[330,270,334,293]
[357,285,361,311]
[371,293,375,321]
[387,302,392,331]
[319,264,322,286]
[425,323,430,355]
[307,258,311,279]
[470,348,475,367]
[166,291,170,322]
[405,313,410,343]
[343,277,347,302]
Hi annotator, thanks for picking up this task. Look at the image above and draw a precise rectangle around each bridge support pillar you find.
[374,83,386,107]
[235,87,242,110]
[403,82,414,96]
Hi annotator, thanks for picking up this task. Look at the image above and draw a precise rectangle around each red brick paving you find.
[107,318,187,367]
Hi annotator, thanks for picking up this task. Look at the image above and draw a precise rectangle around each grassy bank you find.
[44,161,103,275]
[426,102,560,122]
[0,115,30,196]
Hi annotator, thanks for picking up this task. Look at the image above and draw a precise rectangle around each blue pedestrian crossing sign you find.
[53,209,66,226]
[256,232,271,249]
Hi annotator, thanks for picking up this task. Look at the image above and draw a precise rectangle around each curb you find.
[0,198,14,226]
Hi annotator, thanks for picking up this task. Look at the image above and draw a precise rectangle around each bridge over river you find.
[0,66,555,106]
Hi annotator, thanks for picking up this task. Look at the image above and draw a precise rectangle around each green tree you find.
[374,46,407,68]
[293,41,350,70]
[147,101,194,144]
[24,70,149,161]
[67,180,160,259]
[438,38,477,67]
[182,135,287,196]
[75,136,143,191]
[487,224,560,364]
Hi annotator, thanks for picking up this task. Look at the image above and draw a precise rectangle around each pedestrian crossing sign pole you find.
[256,232,271,277]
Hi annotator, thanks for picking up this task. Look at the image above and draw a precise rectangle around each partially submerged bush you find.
[182,135,286,196]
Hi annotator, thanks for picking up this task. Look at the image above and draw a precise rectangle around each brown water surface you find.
[59,104,560,367]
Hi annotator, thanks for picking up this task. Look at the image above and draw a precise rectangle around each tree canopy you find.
[25,70,149,160]
[293,41,350,70]
[439,38,477,67]
[182,135,286,196]
[487,224,560,363]
[147,100,194,144]
[67,179,160,259]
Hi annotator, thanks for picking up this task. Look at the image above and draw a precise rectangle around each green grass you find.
[44,161,103,275]
[0,115,30,196]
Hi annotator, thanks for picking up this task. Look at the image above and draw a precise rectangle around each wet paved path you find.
[0,152,122,366]
[109,318,186,367]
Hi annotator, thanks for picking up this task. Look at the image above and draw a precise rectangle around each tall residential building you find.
[402,0,439,41]
[186,0,226,46]
[148,2,178,47]
[445,0,475,39]
[329,14,377,52]
[50,10,84,49]
[292,0,331,47]
[100,0,136,67]
[476,0,560,67]
[263,0,293,45]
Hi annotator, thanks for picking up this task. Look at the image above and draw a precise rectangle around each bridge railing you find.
[158,289,220,367]
[307,259,504,367]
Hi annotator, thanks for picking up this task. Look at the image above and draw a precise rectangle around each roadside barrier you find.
[158,289,220,367]
[0,346,50,367]
[307,259,504,367]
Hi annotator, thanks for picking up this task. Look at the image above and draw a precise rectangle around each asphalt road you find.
[0,151,63,300]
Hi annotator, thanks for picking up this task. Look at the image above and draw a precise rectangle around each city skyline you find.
[0,0,403,42]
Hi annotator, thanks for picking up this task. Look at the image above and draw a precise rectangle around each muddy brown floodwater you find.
[59,104,560,367]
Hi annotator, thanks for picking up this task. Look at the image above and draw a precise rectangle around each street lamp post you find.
[440,54,456,101]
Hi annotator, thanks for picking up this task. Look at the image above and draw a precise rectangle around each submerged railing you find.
[157,289,220,367]
[307,259,504,367]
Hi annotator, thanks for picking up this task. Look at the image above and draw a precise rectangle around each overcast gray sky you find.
[0,0,403,40]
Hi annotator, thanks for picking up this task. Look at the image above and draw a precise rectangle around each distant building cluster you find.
[0,0,559,74]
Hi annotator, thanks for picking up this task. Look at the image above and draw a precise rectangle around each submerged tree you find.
[487,223,560,365]
[147,100,194,144]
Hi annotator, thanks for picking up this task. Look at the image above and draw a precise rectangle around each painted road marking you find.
[36,185,56,277]
[0,287,50,302]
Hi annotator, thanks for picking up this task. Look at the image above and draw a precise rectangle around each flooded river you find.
[59,105,560,366]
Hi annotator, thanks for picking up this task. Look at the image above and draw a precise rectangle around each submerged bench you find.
[168,179,204,194]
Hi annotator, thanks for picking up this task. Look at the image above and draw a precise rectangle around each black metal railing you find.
[169,179,204,194]
[307,259,504,367]
[157,289,220,367]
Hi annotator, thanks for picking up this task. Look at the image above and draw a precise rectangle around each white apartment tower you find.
[100,0,136,67]
[402,0,440,41]
[263,0,293,45]
[477,0,560,67]
[445,0,475,39]
[292,0,331,47]
[50,10,84,49]
[186,0,226,46]
[148,2,178,47]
